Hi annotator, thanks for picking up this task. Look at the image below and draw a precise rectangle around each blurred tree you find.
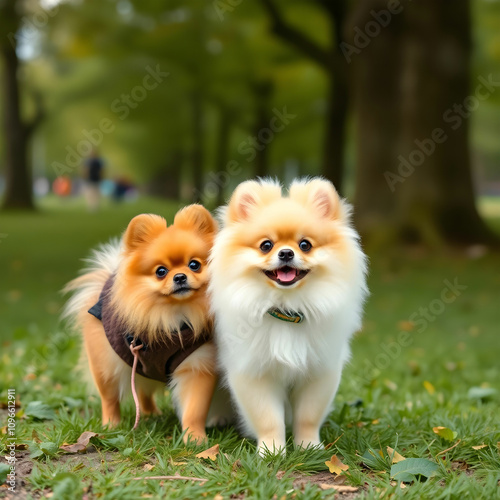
[350,0,497,246]
[0,0,44,210]
[259,0,349,193]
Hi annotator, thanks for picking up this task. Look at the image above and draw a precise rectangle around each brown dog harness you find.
[88,276,211,383]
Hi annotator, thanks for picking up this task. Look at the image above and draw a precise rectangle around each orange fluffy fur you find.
[64,205,218,443]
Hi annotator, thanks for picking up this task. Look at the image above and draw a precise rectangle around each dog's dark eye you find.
[156,266,168,279]
[188,260,201,272]
[299,239,312,252]
[260,240,274,253]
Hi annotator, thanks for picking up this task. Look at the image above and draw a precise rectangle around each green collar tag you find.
[267,308,304,324]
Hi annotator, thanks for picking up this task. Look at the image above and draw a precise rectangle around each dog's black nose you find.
[173,273,187,285]
[278,249,294,262]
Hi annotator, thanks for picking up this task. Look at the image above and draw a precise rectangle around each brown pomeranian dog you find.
[63,205,218,443]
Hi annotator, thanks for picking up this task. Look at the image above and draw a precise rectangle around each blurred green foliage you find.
[0,0,498,194]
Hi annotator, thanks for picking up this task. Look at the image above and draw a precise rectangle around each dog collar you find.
[267,308,304,324]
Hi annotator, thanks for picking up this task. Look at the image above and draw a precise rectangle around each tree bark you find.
[214,109,231,208]
[191,90,204,203]
[1,4,35,210]
[351,0,497,247]
[322,62,348,193]
[252,81,273,180]
[259,0,348,194]
[349,0,404,243]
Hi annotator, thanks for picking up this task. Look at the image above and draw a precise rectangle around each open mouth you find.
[264,266,309,286]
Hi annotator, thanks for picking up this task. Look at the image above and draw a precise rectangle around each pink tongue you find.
[276,269,296,282]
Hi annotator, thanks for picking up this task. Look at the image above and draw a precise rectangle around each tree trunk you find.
[396,0,495,245]
[322,63,348,194]
[349,0,404,243]
[253,81,273,179]
[1,7,35,210]
[351,0,497,247]
[214,109,231,208]
[259,0,349,193]
[191,91,204,203]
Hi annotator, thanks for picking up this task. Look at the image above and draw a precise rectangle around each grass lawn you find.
[1,196,499,499]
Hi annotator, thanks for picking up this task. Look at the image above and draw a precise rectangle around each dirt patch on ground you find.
[278,470,363,498]
[0,449,118,500]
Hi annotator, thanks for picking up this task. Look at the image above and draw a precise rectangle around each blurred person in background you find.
[83,149,105,212]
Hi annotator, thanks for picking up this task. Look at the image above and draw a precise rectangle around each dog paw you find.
[183,428,208,445]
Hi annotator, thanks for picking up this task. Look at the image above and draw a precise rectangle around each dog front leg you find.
[291,370,341,448]
[230,372,286,456]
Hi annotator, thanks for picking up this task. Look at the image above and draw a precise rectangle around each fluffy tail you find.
[62,239,122,326]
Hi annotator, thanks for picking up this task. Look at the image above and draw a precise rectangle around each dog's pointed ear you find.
[226,179,282,223]
[174,204,217,237]
[123,214,166,252]
[289,178,341,220]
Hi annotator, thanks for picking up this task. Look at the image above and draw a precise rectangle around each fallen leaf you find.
[451,461,469,471]
[213,495,224,500]
[196,444,220,461]
[25,401,55,421]
[423,381,435,395]
[371,419,380,425]
[468,387,497,400]
[319,484,358,492]
[391,458,438,483]
[60,431,98,453]
[384,379,398,391]
[276,470,286,480]
[325,455,349,475]
[387,447,405,463]
[400,482,407,489]
[143,463,154,471]
[31,429,41,443]
[360,448,385,469]
[433,426,457,442]
[472,444,487,450]
[397,321,414,332]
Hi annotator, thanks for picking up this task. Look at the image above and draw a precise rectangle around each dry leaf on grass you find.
[319,484,358,492]
[423,381,435,395]
[397,321,414,332]
[143,463,154,471]
[433,426,458,441]
[325,455,349,475]
[196,444,220,460]
[60,431,97,453]
[472,444,487,450]
[387,447,405,463]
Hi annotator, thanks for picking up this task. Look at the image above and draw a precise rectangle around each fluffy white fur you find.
[209,177,368,454]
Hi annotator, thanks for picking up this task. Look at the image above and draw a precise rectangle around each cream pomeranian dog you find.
[209,178,368,454]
